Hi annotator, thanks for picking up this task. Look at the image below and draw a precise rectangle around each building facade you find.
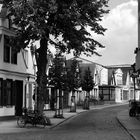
[0,10,35,117]
[106,65,134,103]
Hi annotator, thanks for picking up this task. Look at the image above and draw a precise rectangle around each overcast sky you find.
[94,0,138,66]
[10,0,137,66]
[66,0,138,66]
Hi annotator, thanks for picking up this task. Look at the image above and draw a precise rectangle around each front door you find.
[15,80,23,116]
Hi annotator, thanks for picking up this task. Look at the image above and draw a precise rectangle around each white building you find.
[0,9,35,117]
[107,65,134,103]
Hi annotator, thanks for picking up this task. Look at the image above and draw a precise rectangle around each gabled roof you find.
[106,64,132,68]
[107,65,132,85]
[68,56,105,67]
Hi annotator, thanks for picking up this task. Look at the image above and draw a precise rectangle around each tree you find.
[67,59,81,112]
[5,0,109,114]
[49,53,67,117]
[82,67,94,109]
[82,67,94,93]
[49,53,67,90]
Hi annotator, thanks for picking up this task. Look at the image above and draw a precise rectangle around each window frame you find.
[3,35,17,65]
[2,79,15,107]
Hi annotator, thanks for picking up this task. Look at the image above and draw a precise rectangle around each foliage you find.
[49,53,67,90]
[4,0,109,113]
[6,0,109,56]
[82,67,94,92]
[67,59,81,92]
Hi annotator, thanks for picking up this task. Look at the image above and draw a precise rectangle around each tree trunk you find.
[35,37,48,114]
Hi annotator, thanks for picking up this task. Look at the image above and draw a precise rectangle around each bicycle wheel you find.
[44,116,51,125]
[40,117,47,128]
[17,116,26,128]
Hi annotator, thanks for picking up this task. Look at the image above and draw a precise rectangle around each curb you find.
[0,103,128,134]
[50,115,75,129]
[116,116,137,140]
[50,103,128,129]
[50,110,87,129]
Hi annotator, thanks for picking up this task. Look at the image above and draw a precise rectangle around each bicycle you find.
[17,108,51,128]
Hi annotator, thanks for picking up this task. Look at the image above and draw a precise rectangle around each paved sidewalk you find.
[0,106,91,134]
[117,110,140,140]
[0,103,130,134]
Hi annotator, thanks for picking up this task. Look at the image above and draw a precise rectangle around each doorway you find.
[15,80,23,116]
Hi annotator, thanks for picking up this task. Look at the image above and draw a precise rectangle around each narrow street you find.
[0,105,133,140]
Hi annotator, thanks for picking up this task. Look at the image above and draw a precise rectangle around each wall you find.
[96,65,108,85]
[0,17,36,116]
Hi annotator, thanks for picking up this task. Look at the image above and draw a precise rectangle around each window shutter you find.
[12,81,16,106]
[2,80,7,106]
[0,78,3,106]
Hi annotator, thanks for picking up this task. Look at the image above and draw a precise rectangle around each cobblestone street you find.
[0,104,135,140]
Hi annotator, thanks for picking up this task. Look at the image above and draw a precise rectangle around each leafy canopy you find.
[49,53,67,90]
[6,0,109,55]
[67,59,81,92]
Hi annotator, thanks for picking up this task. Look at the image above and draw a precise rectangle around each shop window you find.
[3,35,17,64]
[123,90,128,100]
[2,79,15,106]
[121,89,123,100]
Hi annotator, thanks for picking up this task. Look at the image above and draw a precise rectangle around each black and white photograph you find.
[0,0,139,140]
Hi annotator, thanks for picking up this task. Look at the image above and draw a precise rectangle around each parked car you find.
[129,100,140,117]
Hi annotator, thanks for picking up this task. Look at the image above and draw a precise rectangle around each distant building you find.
[106,65,134,103]
[67,57,108,105]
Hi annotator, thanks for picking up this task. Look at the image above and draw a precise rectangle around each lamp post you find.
[131,63,138,101]
[133,77,136,101]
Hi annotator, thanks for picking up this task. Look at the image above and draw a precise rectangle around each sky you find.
[66,0,138,66]
[0,0,136,66]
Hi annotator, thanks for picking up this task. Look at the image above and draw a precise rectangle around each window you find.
[117,75,122,85]
[22,49,28,66]
[120,89,123,100]
[3,35,17,64]
[1,79,15,106]
[11,47,17,64]
[4,35,10,63]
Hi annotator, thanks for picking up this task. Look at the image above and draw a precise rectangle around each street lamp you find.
[131,63,138,101]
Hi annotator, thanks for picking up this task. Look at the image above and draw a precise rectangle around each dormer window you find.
[3,35,17,64]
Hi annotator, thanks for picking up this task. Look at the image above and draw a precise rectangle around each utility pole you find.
[131,63,138,101]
